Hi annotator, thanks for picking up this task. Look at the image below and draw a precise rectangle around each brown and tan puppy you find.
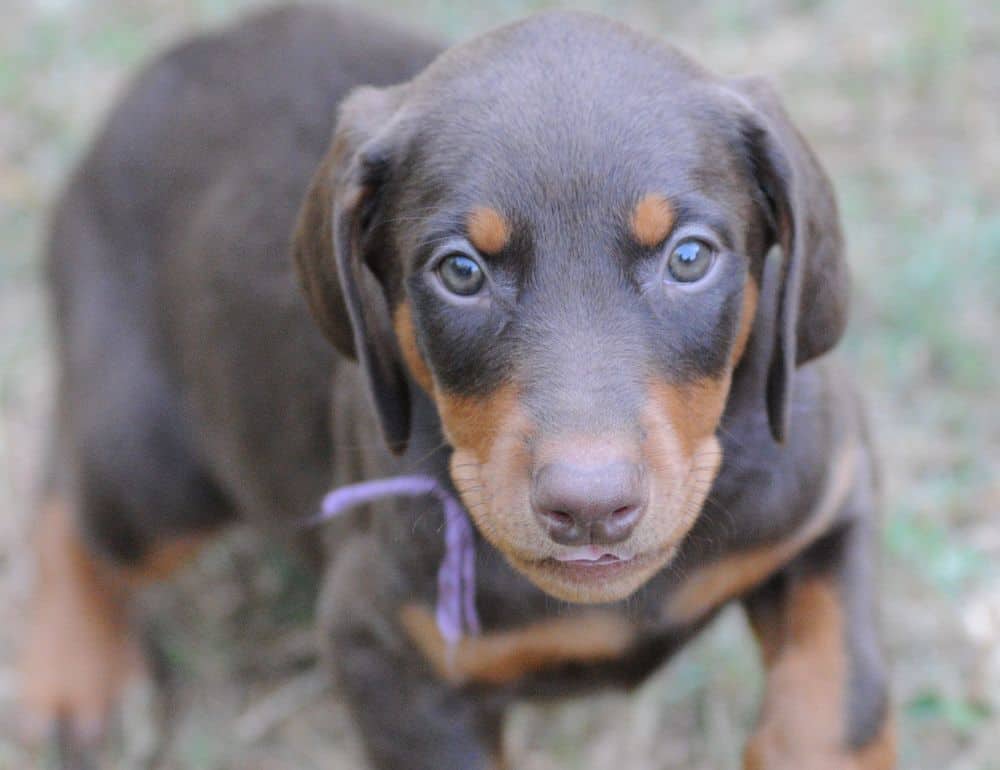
[20,5,893,768]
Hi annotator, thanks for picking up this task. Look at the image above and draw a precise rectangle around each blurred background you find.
[1,0,997,767]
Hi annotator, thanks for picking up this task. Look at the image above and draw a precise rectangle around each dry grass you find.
[1,0,998,768]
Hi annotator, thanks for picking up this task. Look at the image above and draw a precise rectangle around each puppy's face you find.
[386,29,770,604]
[396,190,760,603]
[296,12,846,604]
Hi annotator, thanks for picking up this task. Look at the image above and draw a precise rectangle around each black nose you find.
[531,461,646,546]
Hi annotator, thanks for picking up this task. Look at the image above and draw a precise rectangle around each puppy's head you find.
[294,12,848,603]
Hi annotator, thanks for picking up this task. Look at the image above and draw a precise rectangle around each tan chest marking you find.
[400,604,636,685]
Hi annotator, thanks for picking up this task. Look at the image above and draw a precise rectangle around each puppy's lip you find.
[551,545,631,564]
[509,544,680,603]
[561,554,622,566]
[539,551,645,583]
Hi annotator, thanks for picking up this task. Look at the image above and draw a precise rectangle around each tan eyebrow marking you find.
[630,193,675,248]
[466,206,511,255]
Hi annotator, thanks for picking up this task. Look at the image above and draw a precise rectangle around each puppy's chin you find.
[505,545,678,604]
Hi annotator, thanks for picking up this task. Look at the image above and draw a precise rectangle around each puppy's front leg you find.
[741,517,895,770]
[320,535,506,770]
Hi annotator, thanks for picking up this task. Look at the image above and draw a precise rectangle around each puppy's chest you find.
[400,558,734,691]
[402,508,829,692]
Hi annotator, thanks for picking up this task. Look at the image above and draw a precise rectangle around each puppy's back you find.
[45,6,440,533]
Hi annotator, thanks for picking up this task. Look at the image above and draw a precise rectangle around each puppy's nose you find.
[531,461,645,546]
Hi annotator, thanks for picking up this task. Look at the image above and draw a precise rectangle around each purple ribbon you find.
[307,475,480,646]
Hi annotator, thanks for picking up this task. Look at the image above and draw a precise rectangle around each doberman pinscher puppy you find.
[19,5,894,768]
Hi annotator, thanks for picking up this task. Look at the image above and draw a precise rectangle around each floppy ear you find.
[292,85,412,453]
[729,77,849,443]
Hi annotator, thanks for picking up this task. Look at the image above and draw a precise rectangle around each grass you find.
[1,0,998,767]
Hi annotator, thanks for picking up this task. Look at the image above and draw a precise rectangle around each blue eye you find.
[437,253,485,296]
[666,239,714,283]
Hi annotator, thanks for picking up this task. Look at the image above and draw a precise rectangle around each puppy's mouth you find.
[448,430,723,604]
[557,553,623,566]
[542,549,638,581]
[550,545,631,566]
[509,544,675,604]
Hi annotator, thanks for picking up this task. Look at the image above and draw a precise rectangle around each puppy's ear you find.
[729,77,849,443]
[293,85,412,454]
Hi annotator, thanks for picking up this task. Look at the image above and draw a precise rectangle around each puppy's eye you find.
[437,253,485,296]
[666,238,714,283]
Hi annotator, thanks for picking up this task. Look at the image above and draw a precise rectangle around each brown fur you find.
[629,193,675,248]
[665,439,858,626]
[31,7,888,767]
[400,604,636,685]
[467,206,512,254]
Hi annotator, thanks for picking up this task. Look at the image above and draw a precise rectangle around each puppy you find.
[20,6,893,769]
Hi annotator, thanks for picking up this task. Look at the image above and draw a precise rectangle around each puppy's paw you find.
[17,499,151,761]
[18,578,149,751]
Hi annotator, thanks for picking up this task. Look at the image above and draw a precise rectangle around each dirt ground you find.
[1,0,998,768]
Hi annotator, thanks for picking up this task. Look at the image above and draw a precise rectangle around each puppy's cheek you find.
[449,446,534,562]
[441,387,542,560]
[678,434,723,530]
[640,380,727,551]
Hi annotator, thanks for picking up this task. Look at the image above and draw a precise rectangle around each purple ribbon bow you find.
[308,475,480,646]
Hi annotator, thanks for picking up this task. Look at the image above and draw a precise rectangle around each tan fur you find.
[629,193,675,247]
[448,373,730,604]
[731,276,760,366]
[123,534,206,587]
[743,579,845,770]
[665,439,858,626]
[649,376,729,457]
[19,498,206,741]
[438,383,521,463]
[393,300,435,394]
[400,604,636,685]
[20,500,138,740]
[467,205,511,254]
[855,719,897,770]
[448,398,540,578]
[743,578,895,770]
